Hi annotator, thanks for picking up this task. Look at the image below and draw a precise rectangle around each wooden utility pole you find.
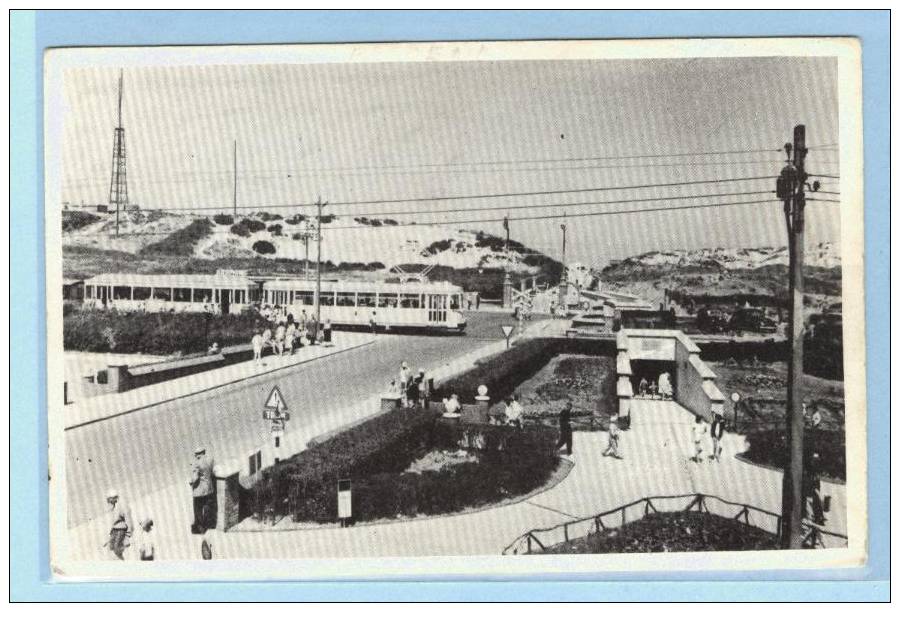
[314,196,327,336]
[233,140,238,218]
[778,124,808,548]
[558,215,568,311]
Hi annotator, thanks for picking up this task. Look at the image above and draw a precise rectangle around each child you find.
[710,412,726,461]
[603,415,622,459]
[135,517,156,561]
[692,415,709,462]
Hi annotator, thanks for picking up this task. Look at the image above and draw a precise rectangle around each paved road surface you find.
[65,311,526,527]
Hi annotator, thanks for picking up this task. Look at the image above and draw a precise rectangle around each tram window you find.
[295,291,315,306]
[193,288,213,303]
[174,288,191,302]
[86,285,94,299]
[449,294,460,310]
[152,287,172,301]
[113,286,131,300]
[336,292,356,307]
[400,293,421,309]
[358,292,376,307]
[132,287,151,301]
[234,290,246,304]
[377,293,398,308]
[319,292,335,306]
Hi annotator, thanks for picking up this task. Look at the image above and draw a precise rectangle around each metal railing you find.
[502,493,848,555]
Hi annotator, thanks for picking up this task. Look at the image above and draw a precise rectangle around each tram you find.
[261,278,467,332]
[82,273,258,315]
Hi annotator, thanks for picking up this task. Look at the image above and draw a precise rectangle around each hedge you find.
[743,427,845,482]
[436,337,615,406]
[63,307,265,355]
[247,407,559,524]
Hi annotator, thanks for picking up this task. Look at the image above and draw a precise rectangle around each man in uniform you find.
[189,447,215,534]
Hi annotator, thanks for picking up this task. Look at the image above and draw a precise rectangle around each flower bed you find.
[539,511,778,554]
[246,407,560,525]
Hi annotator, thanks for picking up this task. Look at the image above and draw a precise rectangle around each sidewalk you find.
[63,332,378,430]
[65,389,846,562]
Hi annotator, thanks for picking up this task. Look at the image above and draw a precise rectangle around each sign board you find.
[262,385,290,421]
[500,324,514,338]
[270,419,285,433]
[337,479,352,520]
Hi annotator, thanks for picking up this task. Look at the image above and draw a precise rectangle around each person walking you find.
[134,517,156,561]
[189,447,215,534]
[274,323,285,356]
[416,369,429,407]
[251,331,263,363]
[691,415,708,462]
[710,412,726,461]
[556,401,575,456]
[603,415,623,459]
[406,371,420,407]
[323,318,332,346]
[261,326,272,357]
[102,489,133,560]
[284,321,295,355]
[659,371,673,400]
[639,377,649,398]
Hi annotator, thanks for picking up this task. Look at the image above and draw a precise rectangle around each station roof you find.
[84,273,256,289]
[263,279,462,294]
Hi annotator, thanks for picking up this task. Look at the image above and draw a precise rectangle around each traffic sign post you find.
[262,386,290,460]
[501,324,514,349]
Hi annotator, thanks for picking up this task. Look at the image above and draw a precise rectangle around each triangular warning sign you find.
[501,324,515,338]
[264,386,288,412]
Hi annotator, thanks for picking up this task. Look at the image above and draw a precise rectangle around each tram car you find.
[261,278,467,333]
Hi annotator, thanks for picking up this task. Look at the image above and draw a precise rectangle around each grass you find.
[539,511,778,554]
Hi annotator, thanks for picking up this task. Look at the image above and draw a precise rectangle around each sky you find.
[59,56,841,268]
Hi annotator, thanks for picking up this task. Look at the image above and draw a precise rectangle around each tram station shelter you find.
[82,273,258,314]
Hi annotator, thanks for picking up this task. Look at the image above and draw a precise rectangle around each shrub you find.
[143,219,213,255]
[319,214,335,224]
[257,212,283,221]
[62,210,101,233]
[230,218,266,237]
[422,239,453,256]
[285,214,306,225]
[267,224,283,236]
[743,427,845,482]
[247,407,559,524]
[252,240,277,255]
[212,214,234,226]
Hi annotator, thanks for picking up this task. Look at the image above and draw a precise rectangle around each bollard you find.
[474,385,490,424]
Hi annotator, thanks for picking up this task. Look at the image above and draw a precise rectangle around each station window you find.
[295,290,315,306]
[152,287,172,301]
[113,286,131,300]
[357,292,376,307]
[193,288,213,303]
[132,287,151,301]
[449,294,460,310]
[400,293,421,309]
[336,292,356,307]
[377,293,399,308]
[174,288,191,302]
[85,285,94,299]
[318,292,335,306]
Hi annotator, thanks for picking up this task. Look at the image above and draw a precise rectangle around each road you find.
[65,311,525,527]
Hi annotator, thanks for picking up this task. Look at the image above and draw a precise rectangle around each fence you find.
[502,493,848,554]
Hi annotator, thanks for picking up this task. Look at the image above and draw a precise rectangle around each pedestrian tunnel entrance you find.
[630,359,677,399]
[616,329,724,421]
